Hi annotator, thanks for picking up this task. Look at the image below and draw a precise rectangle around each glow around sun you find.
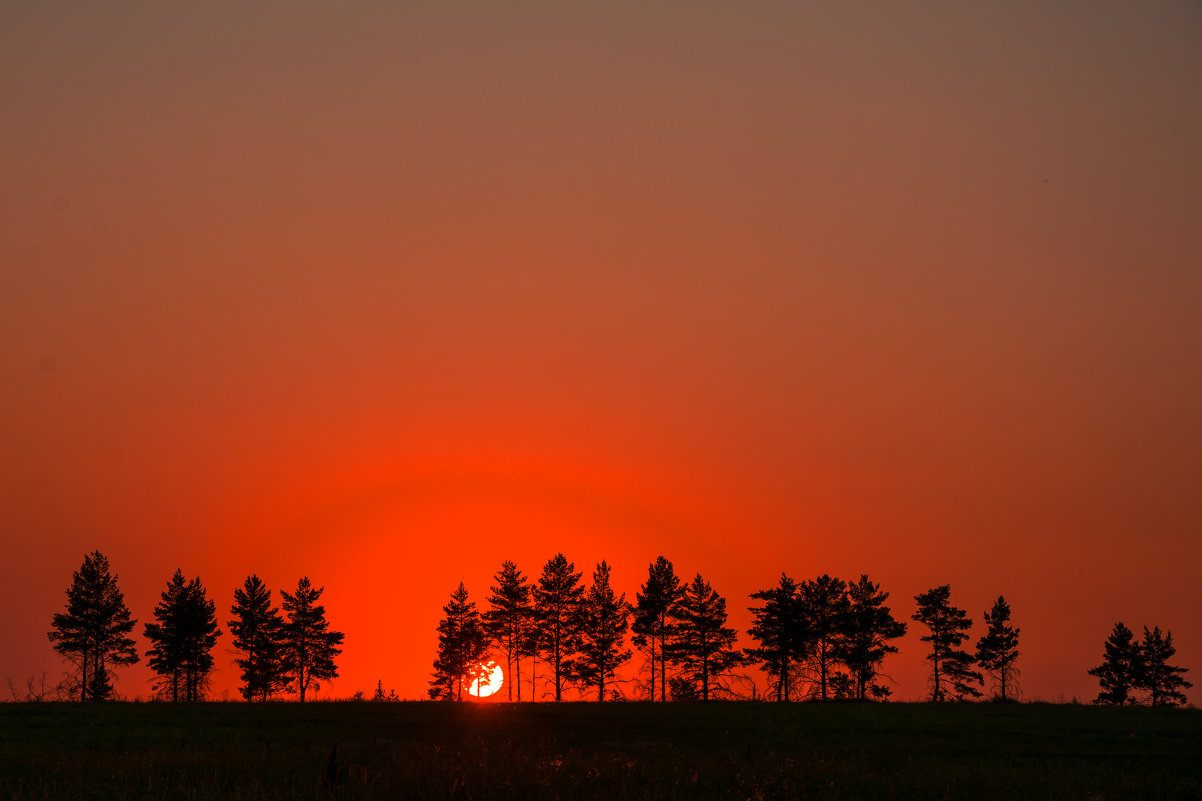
[466,662,503,698]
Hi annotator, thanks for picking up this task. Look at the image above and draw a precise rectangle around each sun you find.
[466,662,503,698]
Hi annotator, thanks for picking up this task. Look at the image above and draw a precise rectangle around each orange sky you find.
[2,2,1200,704]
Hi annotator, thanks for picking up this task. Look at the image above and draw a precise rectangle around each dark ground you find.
[1,701,1199,800]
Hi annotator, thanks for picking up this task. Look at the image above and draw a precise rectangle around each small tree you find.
[800,575,850,700]
[533,553,585,702]
[228,575,286,702]
[975,596,1020,701]
[912,585,982,701]
[578,561,633,701]
[632,556,686,702]
[47,551,139,702]
[841,574,907,701]
[1138,626,1191,707]
[430,582,488,701]
[669,573,743,701]
[482,561,533,702]
[745,573,806,702]
[1088,622,1142,705]
[144,569,221,701]
[280,577,344,702]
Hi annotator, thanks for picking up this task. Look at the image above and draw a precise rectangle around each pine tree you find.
[280,577,344,702]
[1138,626,1191,707]
[430,582,488,701]
[841,574,907,701]
[578,561,633,701]
[533,553,586,702]
[144,569,221,701]
[47,551,139,702]
[975,596,1020,702]
[228,575,286,702]
[632,556,686,702]
[669,573,743,701]
[912,585,982,701]
[1088,622,1141,705]
[745,573,806,702]
[800,574,850,700]
[482,561,533,702]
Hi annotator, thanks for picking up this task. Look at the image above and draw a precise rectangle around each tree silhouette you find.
[669,573,743,701]
[975,596,1020,702]
[841,574,907,701]
[1137,626,1191,707]
[533,553,586,702]
[482,560,533,702]
[578,561,633,701]
[912,585,982,701]
[745,573,806,702]
[1088,622,1141,705]
[632,556,686,702]
[228,575,286,702]
[47,551,139,702]
[800,575,850,700]
[144,569,221,701]
[430,582,488,701]
[280,577,344,702]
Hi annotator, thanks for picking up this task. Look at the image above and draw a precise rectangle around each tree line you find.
[432,555,1191,706]
[46,551,343,701]
[36,550,1191,705]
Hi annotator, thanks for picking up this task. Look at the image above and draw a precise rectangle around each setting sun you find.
[466,663,503,699]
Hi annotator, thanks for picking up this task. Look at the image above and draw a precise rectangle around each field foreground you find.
[1,701,1199,800]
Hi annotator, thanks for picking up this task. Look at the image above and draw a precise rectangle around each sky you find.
[2,1,1199,704]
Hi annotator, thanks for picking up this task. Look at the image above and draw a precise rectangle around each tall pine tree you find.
[144,569,221,701]
[482,560,533,702]
[632,556,685,702]
[975,596,1020,702]
[745,573,806,702]
[1088,622,1141,705]
[47,551,139,702]
[669,573,743,701]
[533,554,585,701]
[430,582,488,701]
[800,575,850,700]
[280,577,344,702]
[841,574,907,701]
[1138,626,1191,707]
[912,585,982,701]
[228,575,286,702]
[578,561,632,701]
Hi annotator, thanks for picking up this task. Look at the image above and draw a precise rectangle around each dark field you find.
[1,701,1199,800]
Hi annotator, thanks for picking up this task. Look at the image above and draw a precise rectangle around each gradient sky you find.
[2,2,1199,703]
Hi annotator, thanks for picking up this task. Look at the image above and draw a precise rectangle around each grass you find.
[0,701,1198,799]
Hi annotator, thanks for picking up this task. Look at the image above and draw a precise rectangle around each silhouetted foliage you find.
[372,679,400,701]
[578,561,633,701]
[47,551,139,702]
[280,577,344,702]
[144,569,221,701]
[482,560,533,702]
[1089,622,1141,706]
[430,582,488,701]
[632,556,686,702]
[669,573,744,701]
[800,575,850,700]
[745,573,806,701]
[1138,626,1191,707]
[912,585,982,701]
[534,553,586,702]
[975,596,1020,701]
[841,574,907,701]
[228,575,287,702]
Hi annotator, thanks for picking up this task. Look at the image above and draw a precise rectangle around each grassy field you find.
[1,701,1198,800]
